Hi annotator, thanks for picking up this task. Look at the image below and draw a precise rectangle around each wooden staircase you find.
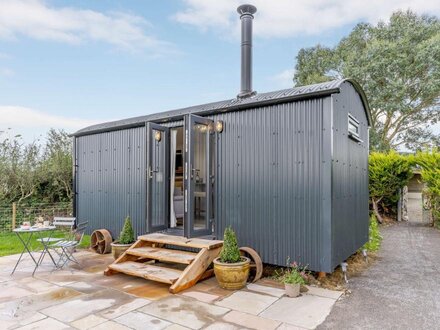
[104,233,223,293]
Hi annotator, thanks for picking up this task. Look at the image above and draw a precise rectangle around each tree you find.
[0,129,73,206]
[293,11,440,151]
[40,129,73,203]
[0,131,42,205]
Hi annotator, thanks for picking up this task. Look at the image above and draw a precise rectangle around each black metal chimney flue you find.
[237,4,257,99]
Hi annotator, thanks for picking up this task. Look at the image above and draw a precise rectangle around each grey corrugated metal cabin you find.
[72,78,371,273]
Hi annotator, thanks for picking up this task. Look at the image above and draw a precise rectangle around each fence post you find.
[12,202,17,230]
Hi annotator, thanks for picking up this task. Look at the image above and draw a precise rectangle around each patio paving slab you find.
[0,286,84,326]
[16,277,60,294]
[203,322,242,330]
[70,314,108,330]
[40,289,135,323]
[180,291,220,303]
[139,295,230,330]
[277,323,308,330]
[304,286,343,300]
[124,280,172,300]
[63,281,106,294]
[165,324,191,330]
[99,298,151,319]
[246,283,285,298]
[0,281,34,303]
[0,311,47,329]
[223,310,280,330]
[16,317,72,329]
[260,295,335,329]
[215,291,278,315]
[89,320,131,330]
[114,310,171,330]
[35,270,100,286]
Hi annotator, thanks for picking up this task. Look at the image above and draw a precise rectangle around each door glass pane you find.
[193,123,209,231]
[151,130,166,227]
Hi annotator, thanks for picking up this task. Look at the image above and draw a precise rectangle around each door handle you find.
[191,168,200,179]
[148,166,158,179]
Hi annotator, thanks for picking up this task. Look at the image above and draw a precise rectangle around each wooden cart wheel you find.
[239,247,263,283]
[91,229,112,254]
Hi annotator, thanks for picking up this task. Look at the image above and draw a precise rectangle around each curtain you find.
[170,129,177,228]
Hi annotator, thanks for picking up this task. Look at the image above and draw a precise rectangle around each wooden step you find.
[138,233,223,250]
[108,261,182,284]
[127,246,197,264]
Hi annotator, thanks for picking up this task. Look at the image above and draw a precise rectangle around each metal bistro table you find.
[11,225,58,275]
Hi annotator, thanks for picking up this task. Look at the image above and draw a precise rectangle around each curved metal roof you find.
[73,78,371,137]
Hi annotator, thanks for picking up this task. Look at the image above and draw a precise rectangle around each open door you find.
[146,122,169,232]
[184,114,215,238]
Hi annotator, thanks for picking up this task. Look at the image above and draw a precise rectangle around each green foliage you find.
[293,10,440,151]
[118,216,135,244]
[412,150,440,226]
[0,231,90,257]
[369,151,413,220]
[362,215,382,252]
[282,269,306,285]
[219,226,241,263]
[275,260,308,285]
[0,129,72,206]
[39,129,73,203]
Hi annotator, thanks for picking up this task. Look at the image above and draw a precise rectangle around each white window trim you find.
[348,113,363,143]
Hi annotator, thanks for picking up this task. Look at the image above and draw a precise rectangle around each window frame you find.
[348,113,362,142]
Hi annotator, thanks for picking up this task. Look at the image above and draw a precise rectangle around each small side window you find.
[348,114,362,142]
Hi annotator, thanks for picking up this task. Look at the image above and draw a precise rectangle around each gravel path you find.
[319,221,440,330]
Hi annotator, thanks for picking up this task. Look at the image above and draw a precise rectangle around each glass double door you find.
[146,115,214,238]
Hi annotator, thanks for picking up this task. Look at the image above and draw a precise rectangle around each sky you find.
[0,0,439,142]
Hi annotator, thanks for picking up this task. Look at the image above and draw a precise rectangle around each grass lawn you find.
[0,231,91,257]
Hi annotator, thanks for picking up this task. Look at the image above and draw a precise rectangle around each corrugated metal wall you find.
[212,98,330,271]
[331,81,369,269]
[76,126,147,238]
[74,82,369,272]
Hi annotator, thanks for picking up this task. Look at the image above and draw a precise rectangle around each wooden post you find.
[12,202,16,230]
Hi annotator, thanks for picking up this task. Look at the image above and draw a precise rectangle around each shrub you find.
[280,261,308,285]
[118,216,135,244]
[219,226,241,263]
[362,214,382,252]
[369,152,412,222]
[412,151,440,226]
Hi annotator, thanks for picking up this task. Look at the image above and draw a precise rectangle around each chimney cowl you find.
[237,4,257,99]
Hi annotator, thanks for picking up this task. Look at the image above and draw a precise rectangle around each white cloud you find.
[174,0,440,38]
[0,0,175,54]
[0,67,14,77]
[0,106,101,140]
[270,69,295,88]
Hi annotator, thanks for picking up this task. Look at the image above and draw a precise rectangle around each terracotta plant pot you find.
[111,241,132,259]
[213,257,250,290]
[284,282,301,298]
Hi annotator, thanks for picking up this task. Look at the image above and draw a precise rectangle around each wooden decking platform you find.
[104,233,223,293]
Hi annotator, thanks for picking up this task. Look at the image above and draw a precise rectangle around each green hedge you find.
[412,151,440,226]
[369,151,413,222]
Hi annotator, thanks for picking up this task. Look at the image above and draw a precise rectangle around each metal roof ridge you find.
[72,79,370,137]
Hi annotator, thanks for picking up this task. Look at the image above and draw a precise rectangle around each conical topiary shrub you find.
[219,226,241,263]
[214,226,250,289]
[118,216,135,244]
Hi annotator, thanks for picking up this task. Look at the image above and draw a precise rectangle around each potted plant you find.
[213,227,250,290]
[281,261,307,298]
[111,216,135,259]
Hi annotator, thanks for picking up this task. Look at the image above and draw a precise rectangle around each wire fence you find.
[0,202,73,232]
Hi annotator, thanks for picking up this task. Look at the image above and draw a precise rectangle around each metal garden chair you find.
[36,217,76,244]
[48,221,88,268]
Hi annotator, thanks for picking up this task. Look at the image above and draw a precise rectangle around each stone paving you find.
[0,250,342,329]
